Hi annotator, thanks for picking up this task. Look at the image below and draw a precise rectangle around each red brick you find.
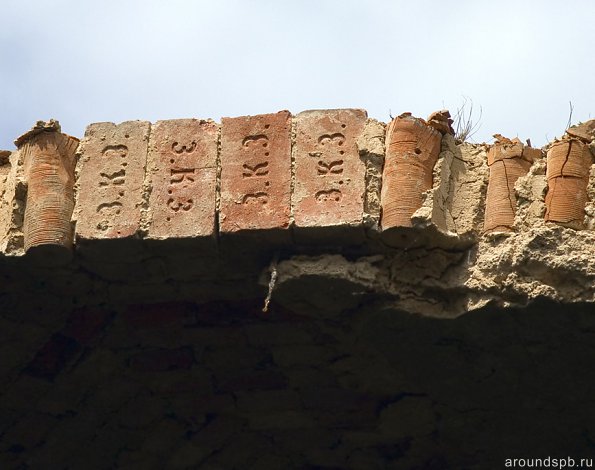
[24,334,81,381]
[17,123,79,259]
[544,139,592,229]
[220,111,291,234]
[483,136,536,233]
[293,109,367,238]
[147,119,217,239]
[124,302,196,330]
[381,114,441,229]
[62,307,113,345]
[129,347,194,372]
[300,387,373,411]
[217,370,287,392]
[74,121,149,240]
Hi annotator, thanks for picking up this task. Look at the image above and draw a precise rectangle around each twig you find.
[566,101,574,130]
[453,97,482,143]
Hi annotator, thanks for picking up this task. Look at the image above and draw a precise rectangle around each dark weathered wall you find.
[1,298,594,469]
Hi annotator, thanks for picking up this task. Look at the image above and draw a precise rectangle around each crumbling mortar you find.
[214,122,222,247]
[138,123,154,237]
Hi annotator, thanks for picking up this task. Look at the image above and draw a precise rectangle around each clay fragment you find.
[15,120,79,263]
[427,109,454,135]
[566,119,595,143]
[483,135,538,233]
[380,113,442,229]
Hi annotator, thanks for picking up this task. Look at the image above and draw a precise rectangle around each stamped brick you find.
[293,109,367,241]
[147,119,217,239]
[74,121,149,240]
[220,111,291,235]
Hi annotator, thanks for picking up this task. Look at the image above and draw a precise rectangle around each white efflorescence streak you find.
[262,253,279,313]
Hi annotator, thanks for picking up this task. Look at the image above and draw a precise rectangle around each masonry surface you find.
[1,110,595,468]
[1,111,595,316]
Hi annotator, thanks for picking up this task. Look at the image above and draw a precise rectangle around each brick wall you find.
[1,112,595,468]
[1,299,595,468]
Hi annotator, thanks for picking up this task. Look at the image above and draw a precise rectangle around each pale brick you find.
[293,109,367,242]
[74,121,149,240]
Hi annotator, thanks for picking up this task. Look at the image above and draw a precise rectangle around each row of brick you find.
[6,109,460,261]
[74,109,371,243]
[5,110,595,261]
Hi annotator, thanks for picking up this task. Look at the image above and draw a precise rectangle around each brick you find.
[249,410,316,430]
[141,368,212,396]
[483,136,536,233]
[0,412,57,452]
[220,111,291,236]
[187,415,245,449]
[168,442,211,469]
[61,307,113,345]
[381,113,442,229]
[74,121,149,240]
[0,376,52,412]
[119,394,165,429]
[147,119,217,239]
[235,389,301,413]
[16,121,79,263]
[84,377,142,413]
[203,345,269,370]
[202,433,273,468]
[124,301,196,330]
[129,347,194,372]
[300,387,373,411]
[140,419,187,455]
[544,139,592,229]
[244,322,312,346]
[24,333,81,381]
[293,109,367,241]
[168,393,236,419]
[216,370,287,392]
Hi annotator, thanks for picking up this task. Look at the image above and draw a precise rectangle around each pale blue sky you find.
[1,0,593,149]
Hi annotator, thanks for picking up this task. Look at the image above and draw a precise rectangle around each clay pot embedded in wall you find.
[544,139,593,229]
[483,136,538,233]
[16,121,79,265]
[380,114,442,229]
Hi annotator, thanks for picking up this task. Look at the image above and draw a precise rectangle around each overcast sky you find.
[1,0,592,150]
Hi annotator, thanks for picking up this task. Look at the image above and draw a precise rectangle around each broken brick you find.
[16,120,79,262]
[484,135,539,233]
[545,138,593,229]
[381,113,442,229]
